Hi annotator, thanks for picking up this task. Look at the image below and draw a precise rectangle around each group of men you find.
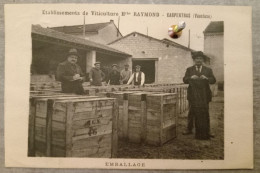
[56,48,216,141]
[56,48,145,94]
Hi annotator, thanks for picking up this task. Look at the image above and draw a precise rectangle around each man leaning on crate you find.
[56,48,85,95]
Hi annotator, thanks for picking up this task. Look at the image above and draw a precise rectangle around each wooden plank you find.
[162,124,177,144]
[122,93,129,139]
[72,134,112,150]
[65,102,74,157]
[112,99,118,158]
[35,117,46,126]
[163,104,175,121]
[72,117,111,131]
[51,146,65,157]
[73,121,112,137]
[28,98,36,156]
[141,94,147,143]
[51,138,65,147]
[46,99,53,156]
[71,146,111,158]
[160,95,163,146]
[73,107,112,121]
[74,103,113,113]
[35,125,46,137]
[52,121,65,130]
[34,140,46,155]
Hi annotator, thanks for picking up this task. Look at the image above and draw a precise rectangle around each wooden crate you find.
[146,93,178,146]
[128,93,147,143]
[52,97,118,158]
[110,92,133,139]
[30,96,118,158]
[28,95,97,156]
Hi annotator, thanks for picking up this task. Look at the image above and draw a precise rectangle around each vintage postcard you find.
[4,4,253,169]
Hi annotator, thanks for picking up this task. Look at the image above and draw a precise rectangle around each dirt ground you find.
[117,91,224,160]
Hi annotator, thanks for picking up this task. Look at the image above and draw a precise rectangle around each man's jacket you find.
[56,61,85,94]
[183,65,216,104]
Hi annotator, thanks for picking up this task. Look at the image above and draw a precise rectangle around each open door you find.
[132,59,156,84]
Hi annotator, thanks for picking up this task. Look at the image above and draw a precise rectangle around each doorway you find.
[132,59,156,84]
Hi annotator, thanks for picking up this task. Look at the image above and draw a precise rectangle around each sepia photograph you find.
[29,19,224,160]
[4,4,252,169]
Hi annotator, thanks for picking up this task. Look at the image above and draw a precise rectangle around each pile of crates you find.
[97,91,178,146]
[28,82,193,158]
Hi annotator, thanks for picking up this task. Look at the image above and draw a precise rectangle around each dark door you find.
[132,60,155,84]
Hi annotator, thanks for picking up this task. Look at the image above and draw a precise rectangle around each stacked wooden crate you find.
[29,95,118,158]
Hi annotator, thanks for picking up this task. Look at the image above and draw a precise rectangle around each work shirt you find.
[89,67,105,86]
[120,69,132,84]
[127,71,145,86]
[108,70,120,85]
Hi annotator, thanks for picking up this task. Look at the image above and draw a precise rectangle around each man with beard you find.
[56,48,85,95]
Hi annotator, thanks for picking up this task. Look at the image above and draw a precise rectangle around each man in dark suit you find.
[56,48,85,95]
[182,51,216,140]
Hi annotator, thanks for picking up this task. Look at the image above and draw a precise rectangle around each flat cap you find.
[94,61,101,65]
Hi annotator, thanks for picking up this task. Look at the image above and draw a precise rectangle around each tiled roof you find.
[109,31,192,51]
[204,21,224,33]
[31,25,131,57]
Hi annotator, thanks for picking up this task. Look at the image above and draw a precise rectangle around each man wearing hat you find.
[182,51,216,140]
[56,48,85,95]
[89,61,105,86]
[120,64,132,84]
[107,64,121,85]
[127,65,145,86]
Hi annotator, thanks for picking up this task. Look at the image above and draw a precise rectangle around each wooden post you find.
[65,102,74,157]
[112,99,119,158]
[159,95,163,146]
[140,94,147,143]
[28,98,36,156]
[176,87,180,115]
[46,99,54,156]
[122,93,129,139]
[180,87,183,114]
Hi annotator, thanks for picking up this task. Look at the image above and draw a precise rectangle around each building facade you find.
[203,21,224,86]
[109,32,193,84]
[50,20,122,44]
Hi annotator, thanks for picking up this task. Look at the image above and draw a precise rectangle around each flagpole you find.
[83,15,86,38]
